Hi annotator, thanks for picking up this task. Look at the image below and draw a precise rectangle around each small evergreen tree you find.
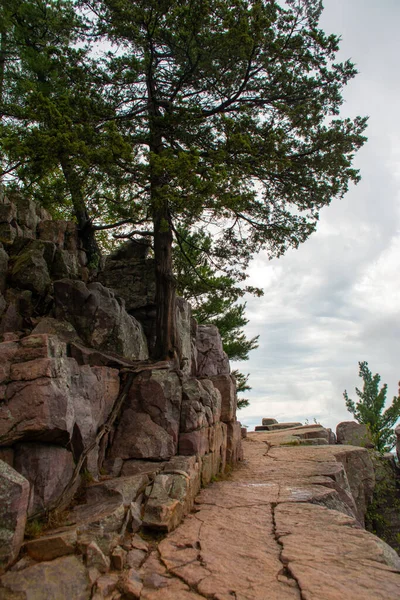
[343,361,400,452]
[174,226,259,408]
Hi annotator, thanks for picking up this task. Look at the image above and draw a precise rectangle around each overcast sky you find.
[236,0,400,433]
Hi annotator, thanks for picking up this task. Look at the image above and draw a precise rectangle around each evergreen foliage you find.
[343,362,400,452]
[1,0,367,360]
[175,226,259,408]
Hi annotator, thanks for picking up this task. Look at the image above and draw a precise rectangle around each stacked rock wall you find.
[0,188,243,575]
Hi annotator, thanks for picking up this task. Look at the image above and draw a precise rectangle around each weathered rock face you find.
[54,279,149,361]
[109,370,182,461]
[0,460,30,574]
[143,456,201,532]
[367,452,400,553]
[0,186,246,588]
[0,334,120,449]
[0,333,120,501]
[195,324,230,377]
[0,189,88,335]
[98,240,156,313]
[180,378,221,433]
[209,374,237,423]
[336,421,374,447]
[11,241,52,296]
[396,424,400,464]
[14,444,75,516]
[0,555,91,600]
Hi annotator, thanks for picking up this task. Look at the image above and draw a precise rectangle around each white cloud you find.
[238,0,400,433]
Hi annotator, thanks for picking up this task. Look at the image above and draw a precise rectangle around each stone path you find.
[139,432,400,600]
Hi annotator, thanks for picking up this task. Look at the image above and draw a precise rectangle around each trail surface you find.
[140,432,400,600]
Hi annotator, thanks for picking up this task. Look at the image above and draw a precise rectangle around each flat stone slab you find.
[255,422,303,431]
[136,433,400,599]
[0,555,91,599]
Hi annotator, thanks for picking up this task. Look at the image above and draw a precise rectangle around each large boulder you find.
[0,460,30,574]
[0,334,120,466]
[209,374,237,423]
[336,421,374,448]
[0,246,8,294]
[10,242,52,296]
[180,378,221,433]
[195,325,230,377]
[0,555,91,599]
[98,240,155,312]
[109,370,181,460]
[54,279,148,360]
[143,456,201,532]
[14,444,75,516]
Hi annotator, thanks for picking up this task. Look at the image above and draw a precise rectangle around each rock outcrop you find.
[0,187,245,587]
[3,187,396,598]
[0,460,30,574]
[336,420,374,447]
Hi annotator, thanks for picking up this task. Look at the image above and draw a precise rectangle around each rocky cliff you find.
[0,188,243,582]
[0,189,399,599]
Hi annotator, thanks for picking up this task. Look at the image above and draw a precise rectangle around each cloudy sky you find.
[235,0,400,432]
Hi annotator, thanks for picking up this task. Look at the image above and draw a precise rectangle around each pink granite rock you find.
[0,460,30,574]
[179,428,210,456]
[110,370,181,460]
[226,421,244,465]
[208,374,237,423]
[195,325,230,377]
[0,334,120,456]
[336,421,374,448]
[0,555,91,599]
[180,378,221,433]
[14,444,75,516]
[110,412,176,460]
[54,279,148,361]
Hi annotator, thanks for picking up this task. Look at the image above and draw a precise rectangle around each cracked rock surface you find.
[139,433,400,600]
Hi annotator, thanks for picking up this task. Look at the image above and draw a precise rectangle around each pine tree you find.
[89,0,367,359]
[343,362,400,452]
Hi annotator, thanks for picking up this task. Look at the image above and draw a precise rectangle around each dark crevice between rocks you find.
[270,501,305,600]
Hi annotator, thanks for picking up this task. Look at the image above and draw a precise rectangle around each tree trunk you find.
[146,43,178,361]
[60,157,100,270]
[152,198,177,361]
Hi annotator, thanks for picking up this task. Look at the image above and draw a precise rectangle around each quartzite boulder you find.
[0,334,120,462]
[336,421,374,448]
[209,374,237,423]
[110,412,176,461]
[180,378,221,433]
[14,444,75,516]
[262,418,278,426]
[0,555,91,600]
[143,456,201,532]
[54,279,148,360]
[195,325,230,377]
[110,370,181,460]
[11,244,52,296]
[0,460,30,574]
